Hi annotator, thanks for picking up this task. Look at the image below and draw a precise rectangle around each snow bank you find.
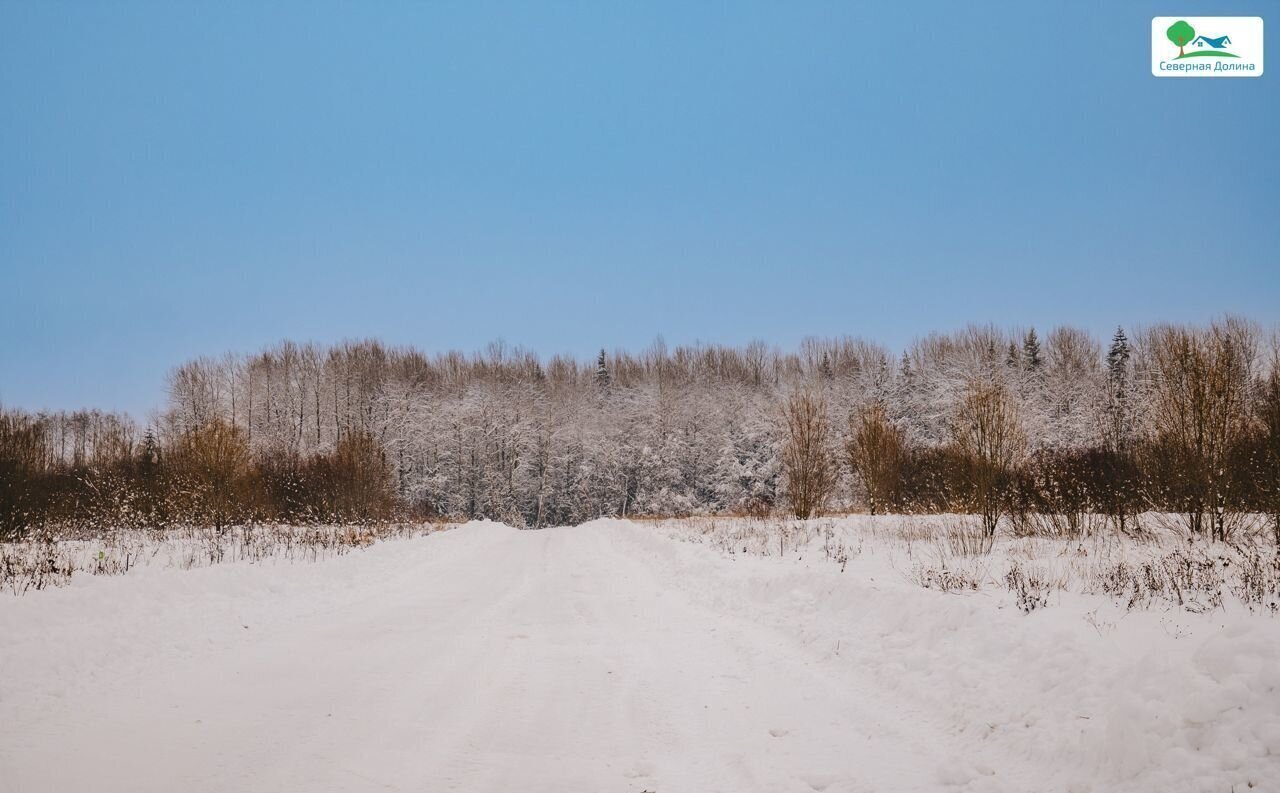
[0,522,502,728]
[610,516,1280,792]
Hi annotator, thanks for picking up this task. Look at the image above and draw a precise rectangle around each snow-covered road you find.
[2,521,1277,792]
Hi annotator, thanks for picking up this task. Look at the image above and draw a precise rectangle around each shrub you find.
[909,562,982,593]
[1094,549,1225,612]
[941,518,995,556]
[781,392,835,519]
[1005,561,1052,613]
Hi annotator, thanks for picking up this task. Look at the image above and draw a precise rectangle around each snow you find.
[2,518,1278,792]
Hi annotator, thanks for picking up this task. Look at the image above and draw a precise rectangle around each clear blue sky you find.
[2,1,1277,417]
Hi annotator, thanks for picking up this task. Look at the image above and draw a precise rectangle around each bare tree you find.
[308,430,396,522]
[0,410,49,539]
[1255,340,1280,544]
[952,381,1024,536]
[847,402,906,515]
[170,419,254,532]
[782,391,834,519]
[1146,318,1256,540]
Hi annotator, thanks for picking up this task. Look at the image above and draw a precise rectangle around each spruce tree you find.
[594,349,611,390]
[1106,326,1130,386]
[873,352,891,396]
[1022,329,1042,370]
[818,352,834,380]
[1101,326,1138,530]
[140,427,160,466]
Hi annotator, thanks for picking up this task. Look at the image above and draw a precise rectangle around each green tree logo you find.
[1166,20,1195,57]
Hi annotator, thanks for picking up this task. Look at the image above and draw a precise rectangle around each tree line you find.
[2,318,1278,540]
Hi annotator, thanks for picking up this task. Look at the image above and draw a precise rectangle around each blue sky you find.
[1,1,1277,417]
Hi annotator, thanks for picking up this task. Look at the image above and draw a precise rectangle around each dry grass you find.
[653,513,1280,615]
[0,521,450,595]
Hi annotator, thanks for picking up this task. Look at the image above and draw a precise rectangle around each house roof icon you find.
[1192,34,1232,49]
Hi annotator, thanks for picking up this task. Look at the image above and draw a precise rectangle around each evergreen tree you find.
[1005,342,1020,369]
[135,426,166,528]
[818,352,834,380]
[1106,326,1130,387]
[1022,329,1043,371]
[984,339,1001,382]
[594,349,611,390]
[872,352,892,399]
[140,427,160,466]
[1100,326,1136,459]
[1101,326,1135,450]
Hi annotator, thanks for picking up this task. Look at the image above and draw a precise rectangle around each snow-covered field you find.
[2,517,1278,792]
